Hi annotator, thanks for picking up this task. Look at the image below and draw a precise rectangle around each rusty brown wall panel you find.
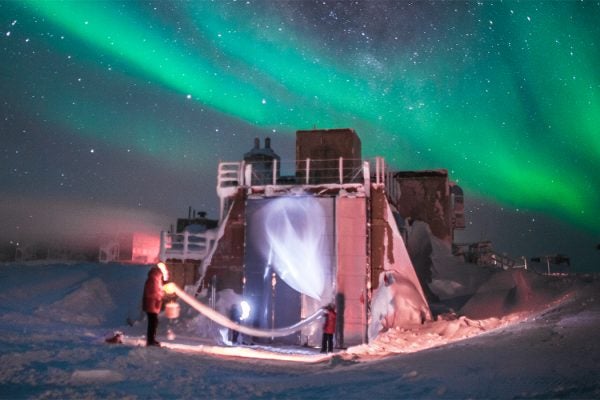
[295,129,362,183]
[296,128,361,161]
[163,261,200,289]
[370,188,387,290]
[202,189,246,293]
[390,172,452,243]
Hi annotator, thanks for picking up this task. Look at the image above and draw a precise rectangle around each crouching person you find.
[229,303,242,345]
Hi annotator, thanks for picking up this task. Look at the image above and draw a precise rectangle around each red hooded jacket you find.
[323,308,337,334]
[142,267,164,314]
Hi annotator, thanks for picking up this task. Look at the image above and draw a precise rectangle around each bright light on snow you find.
[240,300,250,321]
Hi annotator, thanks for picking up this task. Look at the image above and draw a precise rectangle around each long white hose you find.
[169,283,325,338]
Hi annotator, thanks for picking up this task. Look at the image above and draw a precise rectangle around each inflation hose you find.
[165,283,325,338]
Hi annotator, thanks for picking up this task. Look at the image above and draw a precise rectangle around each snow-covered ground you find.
[0,261,599,399]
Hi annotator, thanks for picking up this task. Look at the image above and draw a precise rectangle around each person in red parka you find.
[320,303,337,353]
[143,265,165,347]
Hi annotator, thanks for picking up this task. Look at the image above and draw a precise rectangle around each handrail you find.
[233,157,368,187]
[217,161,244,220]
[160,230,217,261]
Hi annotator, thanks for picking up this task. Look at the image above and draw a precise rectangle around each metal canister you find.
[164,301,180,319]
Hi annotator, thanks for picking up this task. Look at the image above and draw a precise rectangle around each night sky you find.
[1,1,598,270]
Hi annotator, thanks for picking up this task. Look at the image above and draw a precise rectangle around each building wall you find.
[202,189,246,293]
[167,261,200,290]
[336,196,368,346]
[369,187,387,291]
[295,128,362,184]
[390,170,453,244]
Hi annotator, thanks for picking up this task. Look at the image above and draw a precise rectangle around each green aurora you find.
[10,1,600,234]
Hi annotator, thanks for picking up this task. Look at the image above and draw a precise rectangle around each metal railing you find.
[159,230,217,261]
[214,157,390,221]
[486,251,517,270]
[217,157,390,189]
[241,158,367,187]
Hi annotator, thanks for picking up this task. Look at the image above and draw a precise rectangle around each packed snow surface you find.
[0,262,599,399]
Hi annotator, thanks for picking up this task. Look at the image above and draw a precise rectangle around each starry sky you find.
[1,1,598,270]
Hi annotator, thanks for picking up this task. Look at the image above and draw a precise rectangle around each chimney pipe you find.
[265,137,271,149]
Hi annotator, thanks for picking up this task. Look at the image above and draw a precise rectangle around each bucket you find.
[165,301,180,319]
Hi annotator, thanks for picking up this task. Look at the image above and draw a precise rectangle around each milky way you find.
[1,1,598,268]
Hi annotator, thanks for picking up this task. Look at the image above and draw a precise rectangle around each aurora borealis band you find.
[1,1,598,267]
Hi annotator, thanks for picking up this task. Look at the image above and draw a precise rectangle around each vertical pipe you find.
[183,231,189,260]
[159,231,166,262]
[219,197,224,223]
[306,158,310,185]
[211,275,217,309]
[271,272,276,334]
[244,164,252,187]
[381,158,386,186]
[339,157,343,184]
[365,180,372,344]
[239,161,245,187]
[210,275,217,332]
[363,161,370,198]
[272,159,277,185]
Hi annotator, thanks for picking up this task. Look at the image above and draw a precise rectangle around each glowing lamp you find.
[240,300,251,321]
[165,301,180,319]
[164,282,176,295]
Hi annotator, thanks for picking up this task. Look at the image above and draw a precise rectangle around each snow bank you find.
[408,221,492,301]
[36,277,115,326]
[368,204,431,339]
[402,220,578,321]
[369,271,428,339]
[1,262,598,399]
[350,307,532,358]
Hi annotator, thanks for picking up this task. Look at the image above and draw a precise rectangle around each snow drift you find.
[0,261,598,399]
